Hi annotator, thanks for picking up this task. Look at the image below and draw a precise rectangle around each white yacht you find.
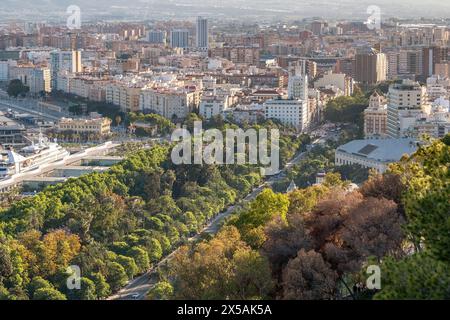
[0,134,70,179]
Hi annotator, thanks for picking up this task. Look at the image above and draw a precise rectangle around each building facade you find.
[355,48,387,87]
[314,71,354,96]
[50,50,82,89]
[335,138,418,173]
[148,31,165,44]
[288,73,308,100]
[264,98,309,132]
[9,65,51,94]
[387,80,427,138]
[106,83,142,112]
[196,17,209,50]
[0,60,17,81]
[364,92,388,139]
[422,46,448,79]
[140,88,201,119]
[57,117,112,136]
[170,30,189,49]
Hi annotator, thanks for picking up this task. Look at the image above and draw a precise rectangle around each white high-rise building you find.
[265,73,309,132]
[9,65,51,94]
[264,99,309,132]
[50,50,82,90]
[387,80,427,138]
[196,16,209,50]
[0,60,17,81]
[170,30,189,49]
[288,73,308,100]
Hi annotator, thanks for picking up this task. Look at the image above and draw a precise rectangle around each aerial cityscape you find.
[0,0,449,306]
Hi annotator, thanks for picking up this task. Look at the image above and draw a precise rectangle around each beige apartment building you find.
[364,92,388,139]
[70,77,109,101]
[106,83,142,112]
[139,88,201,119]
[435,62,450,78]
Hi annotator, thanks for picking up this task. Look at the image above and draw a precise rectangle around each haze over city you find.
[0,0,449,309]
[2,0,450,21]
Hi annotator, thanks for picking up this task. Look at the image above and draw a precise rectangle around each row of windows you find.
[335,155,383,172]
[59,125,103,130]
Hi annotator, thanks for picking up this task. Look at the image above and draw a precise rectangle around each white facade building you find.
[264,98,309,131]
[264,73,310,131]
[199,97,229,119]
[387,79,427,138]
[223,104,265,124]
[314,71,354,96]
[50,50,82,89]
[0,60,17,81]
[56,72,74,92]
[288,74,308,100]
[426,75,450,100]
[335,138,419,173]
[408,100,450,138]
[9,66,51,94]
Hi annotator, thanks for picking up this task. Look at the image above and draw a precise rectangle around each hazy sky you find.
[2,0,450,21]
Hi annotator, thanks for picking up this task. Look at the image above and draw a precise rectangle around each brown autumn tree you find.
[305,190,363,252]
[263,214,312,281]
[282,249,338,300]
[360,173,405,215]
[321,197,404,275]
[341,197,405,260]
[305,190,405,275]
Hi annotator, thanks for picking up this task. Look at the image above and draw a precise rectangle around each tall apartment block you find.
[170,29,189,49]
[387,80,427,138]
[50,50,82,90]
[196,17,209,50]
[354,47,387,88]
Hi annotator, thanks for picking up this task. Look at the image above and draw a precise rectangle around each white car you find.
[131,293,140,300]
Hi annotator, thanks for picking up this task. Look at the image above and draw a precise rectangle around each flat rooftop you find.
[0,113,25,129]
[336,138,419,162]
